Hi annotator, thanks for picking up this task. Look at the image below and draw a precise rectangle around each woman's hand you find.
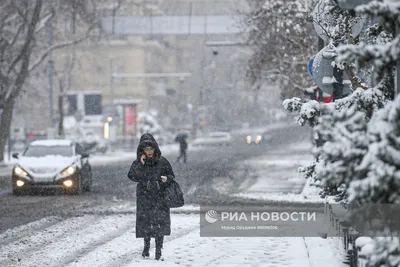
[161,176,167,183]
[140,154,146,165]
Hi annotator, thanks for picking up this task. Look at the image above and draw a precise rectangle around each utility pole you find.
[107,3,118,109]
[396,24,400,96]
[178,76,185,124]
[109,59,114,104]
[46,17,54,132]
[318,36,324,51]
[205,41,246,126]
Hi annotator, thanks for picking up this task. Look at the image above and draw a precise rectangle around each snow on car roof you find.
[30,139,73,147]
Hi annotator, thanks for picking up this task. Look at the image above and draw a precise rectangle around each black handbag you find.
[164,180,184,208]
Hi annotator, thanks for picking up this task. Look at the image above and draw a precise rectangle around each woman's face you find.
[144,146,155,158]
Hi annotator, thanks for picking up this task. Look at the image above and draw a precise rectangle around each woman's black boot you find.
[155,236,164,260]
[142,237,150,258]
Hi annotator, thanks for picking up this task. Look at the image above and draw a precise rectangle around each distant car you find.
[11,139,92,195]
[246,132,272,145]
[192,131,232,146]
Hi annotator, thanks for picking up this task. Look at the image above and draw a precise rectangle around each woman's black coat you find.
[127,133,175,238]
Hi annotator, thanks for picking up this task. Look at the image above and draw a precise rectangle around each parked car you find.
[11,139,92,195]
[246,132,272,145]
[192,131,232,146]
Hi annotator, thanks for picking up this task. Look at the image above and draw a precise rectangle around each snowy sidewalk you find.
[0,164,12,176]
[0,212,346,267]
[232,141,323,203]
[130,228,311,267]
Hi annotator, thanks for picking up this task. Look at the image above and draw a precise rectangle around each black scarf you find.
[144,156,159,166]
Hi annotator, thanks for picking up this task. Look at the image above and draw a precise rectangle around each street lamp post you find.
[46,18,54,132]
[178,76,185,124]
[109,59,114,104]
[396,24,400,96]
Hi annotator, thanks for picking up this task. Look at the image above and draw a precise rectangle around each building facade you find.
[18,0,268,133]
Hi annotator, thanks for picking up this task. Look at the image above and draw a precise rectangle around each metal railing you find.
[325,202,374,267]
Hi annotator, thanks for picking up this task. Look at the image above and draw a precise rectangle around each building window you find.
[84,94,102,115]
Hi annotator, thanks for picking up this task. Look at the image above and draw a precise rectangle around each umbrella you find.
[175,133,188,142]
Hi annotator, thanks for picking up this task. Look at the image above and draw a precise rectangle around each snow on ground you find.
[0,129,347,266]
[0,213,198,267]
[232,141,323,203]
[79,200,201,215]
[304,237,348,267]
[0,165,13,176]
[0,213,346,267]
[127,229,311,267]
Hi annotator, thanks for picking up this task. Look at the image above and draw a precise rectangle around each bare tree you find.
[244,0,317,99]
[0,0,106,162]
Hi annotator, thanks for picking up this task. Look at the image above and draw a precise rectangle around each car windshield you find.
[23,145,73,157]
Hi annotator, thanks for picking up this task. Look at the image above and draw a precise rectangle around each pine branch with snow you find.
[283,98,333,127]
[367,237,400,267]
[314,105,370,201]
[348,95,400,204]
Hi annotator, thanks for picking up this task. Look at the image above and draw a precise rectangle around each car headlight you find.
[256,135,262,141]
[246,136,251,144]
[14,165,28,177]
[60,166,76,176]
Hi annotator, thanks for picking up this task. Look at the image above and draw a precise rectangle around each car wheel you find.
[12,188,23,196]
[73,173,83,195]
[85,169,93,192]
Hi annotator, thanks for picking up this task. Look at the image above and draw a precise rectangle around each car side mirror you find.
[12,153,19,159]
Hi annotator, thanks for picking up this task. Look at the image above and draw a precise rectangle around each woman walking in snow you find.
[127,133,175,260]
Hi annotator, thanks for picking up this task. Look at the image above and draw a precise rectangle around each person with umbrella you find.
[175,133,188,163]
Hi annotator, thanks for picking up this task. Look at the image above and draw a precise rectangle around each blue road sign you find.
[308,56,315,77]
[312,46,352,95]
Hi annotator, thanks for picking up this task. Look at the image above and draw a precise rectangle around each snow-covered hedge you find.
[280,0,400,265]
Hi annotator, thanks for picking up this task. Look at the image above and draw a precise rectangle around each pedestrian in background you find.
[176,133,188,163]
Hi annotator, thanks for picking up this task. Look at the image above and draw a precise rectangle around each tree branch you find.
[268,73,305,90]
[10,23,25,47]
[279,31,308,49]
[283,59,308,65]
[12,0,29,30]
[34,11,54,34]
[6,2,36,75]
[28,26,95,72]
[7,0,43,101]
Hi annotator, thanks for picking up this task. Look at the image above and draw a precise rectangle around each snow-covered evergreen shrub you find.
[348,95,400,204]
[282,0,400,264]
